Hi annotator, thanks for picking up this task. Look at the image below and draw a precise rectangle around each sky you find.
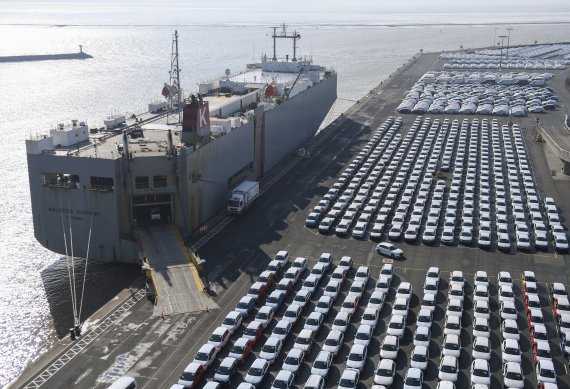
[2,0,570,25]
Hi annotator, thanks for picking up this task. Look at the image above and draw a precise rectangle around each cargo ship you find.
[26,28,337,264]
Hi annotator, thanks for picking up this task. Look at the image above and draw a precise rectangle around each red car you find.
[242,320,265,346]
[178,362,205,388]
[228,337,254,364]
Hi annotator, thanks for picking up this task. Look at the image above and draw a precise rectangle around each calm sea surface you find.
[1,11,569,387]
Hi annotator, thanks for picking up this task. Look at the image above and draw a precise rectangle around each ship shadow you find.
[41,258,142,338]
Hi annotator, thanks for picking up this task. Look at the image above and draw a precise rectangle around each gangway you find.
[138,225,218,316]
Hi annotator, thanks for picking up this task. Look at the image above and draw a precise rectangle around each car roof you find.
[251,358,268,368]
[184,362,202,372]
[407,367,422,378]
[199,343,216,352]
[539,359,555,369]
[379,358,395,368]
[473,358,488,368]
[341,368,359,379]
[234,337,251,346]
[220,356,237,367]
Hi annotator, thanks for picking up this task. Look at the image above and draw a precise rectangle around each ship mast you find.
[167,30,182,124]
[271,23,301,61]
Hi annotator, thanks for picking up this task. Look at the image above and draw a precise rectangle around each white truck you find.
[227,181,259,214]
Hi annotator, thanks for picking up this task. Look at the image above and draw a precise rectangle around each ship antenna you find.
[167,30,182,124]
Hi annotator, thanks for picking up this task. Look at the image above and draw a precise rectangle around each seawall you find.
[0,52,93,63]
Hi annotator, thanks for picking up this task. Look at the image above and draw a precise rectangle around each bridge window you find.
[153,175,167,188]
[90,176,114,192]
[42,172,80,189]
[135,176,149,189]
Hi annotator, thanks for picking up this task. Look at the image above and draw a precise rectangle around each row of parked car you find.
[397,72,558,116]
[306,114,568,253]
[477,43,570,61]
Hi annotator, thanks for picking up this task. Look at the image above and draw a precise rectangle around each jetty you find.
[0,45,92,63]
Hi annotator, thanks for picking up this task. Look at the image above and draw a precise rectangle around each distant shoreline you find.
[1,21,570,28]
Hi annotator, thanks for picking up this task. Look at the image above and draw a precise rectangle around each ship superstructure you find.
[26,28,337,263]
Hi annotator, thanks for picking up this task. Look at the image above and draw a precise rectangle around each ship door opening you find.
[131,193,173,226]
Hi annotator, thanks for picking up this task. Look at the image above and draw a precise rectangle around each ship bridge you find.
[137,225,217,315]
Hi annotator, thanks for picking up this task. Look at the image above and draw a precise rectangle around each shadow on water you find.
[41,258,142,338]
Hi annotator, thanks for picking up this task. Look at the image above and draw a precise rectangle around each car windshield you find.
[307,318,320,326]
[237,302,250,309]
[232,345,244,354]
[356,332,369,340]
[285,310,297,317]
[474,368,489,377]
[217,365,232,374]
[502,290,514,298]
[505,326,517,333]
[389,321,403,329]
[349,352,364,361]
[394,303,407,310]
[405,377,421,385]
[504,307,516,314]
[263,344,277,353]
[334,319,347,327]
[537,348,550,357]
[195,352,208,361]
[413,353,426,362]
[274,326,286,334]
[273,379,289,389]
[339,378,356,387]
[416,333,428,341]
[506,371,522,380]
[501,277,512,283]
[285,356,299,365]
[541,368,556,378]
[370,297,382,304]
[447,322,460,329]
[475,344,489,352]
[314,360,329,368]
[383,343,397,351]
[476,290,487,297]
[317,302,329,309]
[506,347,520,355]
[256,313,268,320]
[180,371,197,381]
[446,342,459,350]
[441,364,456,373]
[223,318,235,325]
[425,284,437,290]
[378,368,393,376]
[343,302,355,309]
[249,367,263,376]
[297,337,310,345]
[363,313,376,321]
[244,328,257,336]
[535,331,548,340]
[475,324,488,332]
[325,338,339,346]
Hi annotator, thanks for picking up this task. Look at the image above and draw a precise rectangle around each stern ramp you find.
[138,225,217,316]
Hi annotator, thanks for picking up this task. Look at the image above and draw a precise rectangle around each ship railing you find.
[89,184,114,192]
[540,125,570,162]
[44,180,79,189]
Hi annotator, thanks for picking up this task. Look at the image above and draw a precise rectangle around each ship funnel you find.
[181,93,211,145]
[122,132,130,157]
[167,129,174,155]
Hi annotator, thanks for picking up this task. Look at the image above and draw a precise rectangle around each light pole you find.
[506,27,514,61]
[493,27,498,47]
[499,35,508,69]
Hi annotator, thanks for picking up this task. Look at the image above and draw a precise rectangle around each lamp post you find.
[499,35,508,70]
[506,28,514,61]
[493,27,498,47]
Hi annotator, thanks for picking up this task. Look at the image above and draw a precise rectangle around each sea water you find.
[1,6,569,386]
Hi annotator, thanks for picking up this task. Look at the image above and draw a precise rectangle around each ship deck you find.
[15,51,570,389]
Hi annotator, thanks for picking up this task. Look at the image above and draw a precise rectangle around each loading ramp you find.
[138,225,218,316]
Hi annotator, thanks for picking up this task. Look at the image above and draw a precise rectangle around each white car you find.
[367,290,385,311]
[416,308,433,328]
[379,263,394,285]
[446,298,463,317]
[245,358,270,386]
[403,368,423,389]
[323,280,341,300]
[473,299,490,319]
[498,271,513,287]
[392,297,410,318]
[361,307,380,329]
[396,282,413,300]
[503,362,524,388]
[420,293,436,312]
[444,314,461,336]
[270,370,294,389]
[473,285,489,302]
[272,320,293,341]
[500,300,518,321]
[442,334,461,358]
[380,335,400,360]
[423,227,437,244]
[551,282,567,302]
[502,338,522,364]
[472,317,490,338]
[536,359,557,385]
[410,345,429,370]
[374,358,396,386]
[450,271,464,287]
[260,337,282,364]
[291,257,307,273]
[311,351,333,377]
[340,294,359,318]
[376,242,404,258]
[472,336,491,360]
[281,348,305,375]
[348,280,366,299]
[302,275,319,294]
[375,275,391,294]
[284,267,301,285]
[332,311,351,333]
[529,308,545,330]
[499,285,515,304]
[282,304,303,324]
[423,278,438,295]
[208,327,231,352]
[304,312,324,333]
[255,306,274,327]
[534,339,552,363]
[338,368,360,389]
[178,362,205,387]
[317,252,333,271]
[354,324,374,346]
[441,227,455,244]
[338,256,353,272]
[346,344,368,371]
[448,282,464,302]
[314,296,334,315]
[221,311,243,335]
[413,326,431,348]
[322,330,344,356]
[438,355,459,382]
[293,329,315,352]
[214,357,239,384]
[470,359,491,386]
[354,266,370,284]
[291,289,311,309]
[387,314,406,339]
[330,267,346,286]
[474,271,489,287]
[426,266,440,282]
[501,319,520,340]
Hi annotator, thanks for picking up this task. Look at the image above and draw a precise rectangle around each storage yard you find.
[16,48,570,389]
